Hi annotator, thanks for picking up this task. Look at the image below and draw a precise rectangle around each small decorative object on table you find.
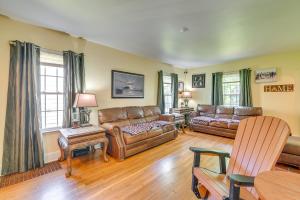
[58,125,108,177]
[73,93,98,127]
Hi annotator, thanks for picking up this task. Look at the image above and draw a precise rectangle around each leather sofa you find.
[278,136,300,168]
[190,105,263,138]
[99,106,178,160]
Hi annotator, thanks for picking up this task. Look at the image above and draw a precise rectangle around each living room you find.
[0,1,300,200]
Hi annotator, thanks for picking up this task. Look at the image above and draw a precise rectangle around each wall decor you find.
[178,81,184,93]
[111,70,144,98]
[192,74,205,88]
[264,84,294,92]
[255,68,277,83]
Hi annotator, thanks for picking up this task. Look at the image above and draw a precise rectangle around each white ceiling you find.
[1,0,300,68]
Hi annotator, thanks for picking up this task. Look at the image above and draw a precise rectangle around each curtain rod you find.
[9,40,82,55]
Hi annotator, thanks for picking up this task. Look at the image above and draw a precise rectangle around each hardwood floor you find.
[0,131,235,200]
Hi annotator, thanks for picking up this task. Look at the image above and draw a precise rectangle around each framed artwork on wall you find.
[111,70,144,98]
[178,81,184,93]
[192,74,206,88]
[255,68,277,83]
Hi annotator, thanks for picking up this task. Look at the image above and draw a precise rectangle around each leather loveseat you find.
[99,106,178,160]
[190,105,263,138]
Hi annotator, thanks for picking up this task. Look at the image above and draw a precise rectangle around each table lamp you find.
[73,93,98,127]
[181,91,192,107]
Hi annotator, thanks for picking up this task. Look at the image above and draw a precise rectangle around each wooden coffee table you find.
[254,171,300,200]
[58,126,108,177]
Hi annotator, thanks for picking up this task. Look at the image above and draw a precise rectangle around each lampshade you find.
[73,93,98,108]
[181,91,192,98]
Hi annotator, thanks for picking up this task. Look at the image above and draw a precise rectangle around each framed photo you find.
[255,68,277,83]
[111,70,144,98]
[192,74,205,88]
[178,81,184,93]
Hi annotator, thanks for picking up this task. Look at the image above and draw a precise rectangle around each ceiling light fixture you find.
[180,26,189,33]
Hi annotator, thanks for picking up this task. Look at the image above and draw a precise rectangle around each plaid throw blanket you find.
[121,121,169,135]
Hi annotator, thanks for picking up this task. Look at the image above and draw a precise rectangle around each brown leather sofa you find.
[278,136,300,168]
[190,105,263,138]
[98,106,178,160]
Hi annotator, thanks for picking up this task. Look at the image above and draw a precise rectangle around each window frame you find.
[222,72,240,107]
[40,49,64,132]
[163,74,173,114]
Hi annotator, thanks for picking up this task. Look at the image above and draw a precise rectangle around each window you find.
[40,50,64,130]
[223,73,240,106]
[163,75,172,113]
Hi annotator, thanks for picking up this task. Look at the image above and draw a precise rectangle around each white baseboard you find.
[44,151,60,163]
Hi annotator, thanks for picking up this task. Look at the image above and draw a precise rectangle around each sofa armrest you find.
[159,114,175,122]
[190,111,198,118]
[101,123,123,137]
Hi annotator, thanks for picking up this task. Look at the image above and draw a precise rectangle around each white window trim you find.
[222,72,240,107]
[40,49,64,132]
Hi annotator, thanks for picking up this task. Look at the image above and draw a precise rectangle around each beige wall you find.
[183,51,300,136]
[0,16,183,169]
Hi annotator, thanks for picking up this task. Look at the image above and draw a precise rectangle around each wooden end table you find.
[254,171,300,200]
[58,126,108,177]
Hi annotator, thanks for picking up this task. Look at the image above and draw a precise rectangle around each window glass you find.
[223,73,240,106]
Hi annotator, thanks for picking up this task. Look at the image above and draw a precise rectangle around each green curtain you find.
[157,70,165,114]
[63,51,85,128]
[2,41,44,175]
[211,72,223,105]
[171,73,178,108]
[239,68,253,106]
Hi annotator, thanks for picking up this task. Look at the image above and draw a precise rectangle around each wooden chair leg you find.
[181,123,186,134]
[192,175,201,199]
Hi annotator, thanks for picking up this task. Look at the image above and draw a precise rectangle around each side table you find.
[170,107,194,126]
[58,126,108,177]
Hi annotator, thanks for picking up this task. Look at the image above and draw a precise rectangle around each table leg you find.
[102,139,108,162]
[57,136,65,161]
[65,149,72,177]
[181,123,186,134]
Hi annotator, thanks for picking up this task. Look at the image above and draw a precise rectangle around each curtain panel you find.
[171,73,178,108]
[157,70,165,114]
[63,51,85,128]
[239,68,253,106]
[2,41,44,175]
[211,72,224,106]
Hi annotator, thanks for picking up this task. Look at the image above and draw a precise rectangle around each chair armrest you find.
[159,114,174,122]
[190,147,230,174]
[229,174,255,187]
[227,174,255,200]
[189,147,230,157]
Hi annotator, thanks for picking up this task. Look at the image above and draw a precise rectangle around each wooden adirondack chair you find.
[190,116,291,200]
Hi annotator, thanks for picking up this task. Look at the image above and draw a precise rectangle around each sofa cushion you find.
[143,106,161,117]
[98,107,127,123]
[123,131,149,144]
[145,115,160,122]
[215,106,234,119]
[209,118,230,128]
[197,105,216,118]
[233,107,263,120]
[228,120,240,130]
[282,136,300,156]
[234,107,263,116]
[129,118,146,125]
[126,106,144,119]
[192,116,214,126]
[161,123,176,133]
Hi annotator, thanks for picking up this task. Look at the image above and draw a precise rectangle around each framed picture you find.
[178,81,184,93]
[111,70,144,98]
[255,68,277,83]
[192,74,205,88]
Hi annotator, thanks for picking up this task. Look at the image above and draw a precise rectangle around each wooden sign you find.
[264,84,294,92]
